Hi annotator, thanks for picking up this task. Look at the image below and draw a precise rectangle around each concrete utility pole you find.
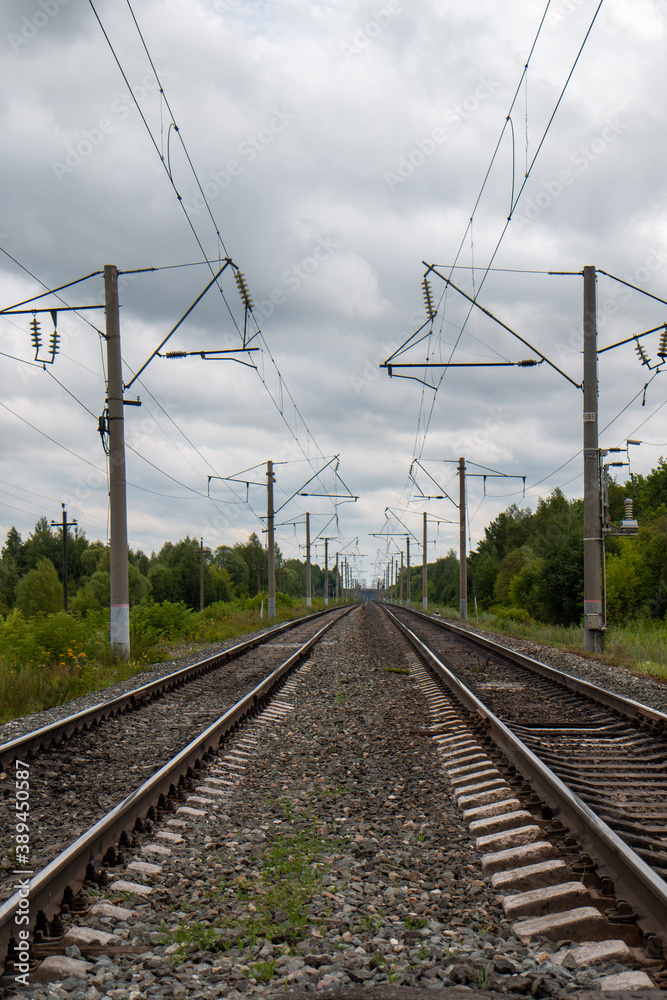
[459,456,467,620]
[324,537,329,606]
[583,265,603,652]
[305,512,311,607]
[400,551,404,605]
[267,460,276,617]
[105,264,130,659]
[406,537,411,608]
[200,537,205,612]
[51,503,77,611]
[335,553,339,602]
[422,511,428,609]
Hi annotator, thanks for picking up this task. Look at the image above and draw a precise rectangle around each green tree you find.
[21,517,61,575]
[147,563,177,604]
[0,527,24,612]
[606,538,643,622]
[15,557,63,617]
[632,457,667,521]
[635,516,667,617]
[494,547,530,606]
[508,553,544,620]
[470,548,500,609]
[214,545,250,597]
[238,533,267,596]
[478,504,532,562]
[430,550,459,607]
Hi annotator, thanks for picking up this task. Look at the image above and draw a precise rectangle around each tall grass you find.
[0,597,338,726]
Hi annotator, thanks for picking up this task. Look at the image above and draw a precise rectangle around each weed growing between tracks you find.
[0,599,348,723]
[164,797,345,964]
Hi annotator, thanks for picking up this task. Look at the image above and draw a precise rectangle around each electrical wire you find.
[0,400,106,473]
[89,1,344,515]
[597,270,667,308]
[406,0,605,483]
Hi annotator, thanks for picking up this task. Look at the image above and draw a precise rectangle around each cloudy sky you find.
[1,0,667,587]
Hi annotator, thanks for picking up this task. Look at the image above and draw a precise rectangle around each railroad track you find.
[0,603,355,976]
[1,601,665,994]
[383,602,667,970]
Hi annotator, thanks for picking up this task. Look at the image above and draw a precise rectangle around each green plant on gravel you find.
[166,807,333,963]
[251,958,277,983]
[335,687,346,704]
[382,666,411,675]
[352,913,382,935]
[477,961,491,988]
[168,920,231,962]
[279,797,295,820]
[404,915,427,930]
[313,786,344,799]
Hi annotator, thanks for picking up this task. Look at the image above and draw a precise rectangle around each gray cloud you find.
[1,0,666,580]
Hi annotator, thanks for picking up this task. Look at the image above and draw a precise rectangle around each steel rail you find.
[391,604,667,733]
[0,604,350,768]
[0,605,355,973]
[382,605,667,955]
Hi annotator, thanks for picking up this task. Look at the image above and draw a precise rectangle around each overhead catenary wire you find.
[88,1,341,514]
[397,0,606,498]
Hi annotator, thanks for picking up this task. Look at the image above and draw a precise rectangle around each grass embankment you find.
[0,598,342,725]
[433,604,667,683]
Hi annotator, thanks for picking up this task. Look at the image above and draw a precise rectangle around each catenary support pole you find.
[422,511,428,610]
[324,537,329,605]
[335,553,339,603]
[305,512,311,607]
[583,265,603,652]
[459,456,467,620]
[400,550,404,605]
[267,460,276,617]
[105,264,130,659]
[200,537,204,612]
[406,537,411,608]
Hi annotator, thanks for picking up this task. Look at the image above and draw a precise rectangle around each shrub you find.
[487,605,535,627]
[130,600,198,644]
[244,591,293,611]
[14,558,62,617]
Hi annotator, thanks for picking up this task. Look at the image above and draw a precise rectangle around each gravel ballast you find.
[14,603,660,999]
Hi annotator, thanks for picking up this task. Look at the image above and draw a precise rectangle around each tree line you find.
[424,458,667,625]
[4,456,666,624]
[0,522,338,617]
